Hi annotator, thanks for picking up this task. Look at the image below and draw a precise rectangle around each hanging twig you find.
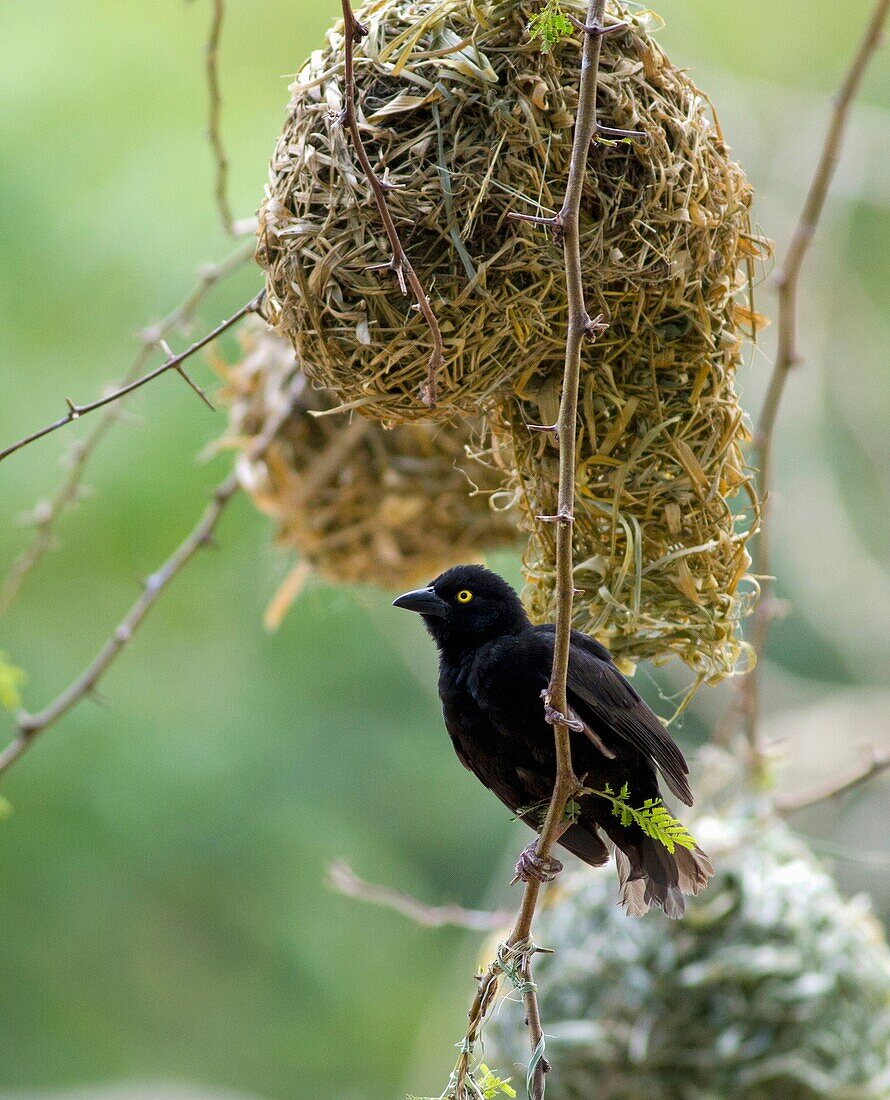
[0,293,263,466]
[337,0,444,408]
[741,0,890,761]
[0,375,301,780]
[446,5,609,1097]
[327,861,511,932]
[775,749,890,815]
[0,243,253,618]
[206,0,236,235]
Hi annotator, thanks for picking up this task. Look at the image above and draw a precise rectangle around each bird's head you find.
[392,564,529,651]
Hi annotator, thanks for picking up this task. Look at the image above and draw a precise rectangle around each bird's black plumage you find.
[393,564,713,918]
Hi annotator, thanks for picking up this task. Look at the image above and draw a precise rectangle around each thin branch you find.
[0,375,301,780]
[327,861,511,932]
[206,0,235,235]
[447,6,609,1097]
[0,293,263,466]
[775,749,890,815]
[0,243,253,618]
[741,0,889,760]
[338,0,444,408]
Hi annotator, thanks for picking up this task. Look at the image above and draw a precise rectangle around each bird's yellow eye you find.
[456,589,473,604]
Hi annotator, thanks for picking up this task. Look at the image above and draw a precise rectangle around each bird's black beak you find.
[392,586,449,618]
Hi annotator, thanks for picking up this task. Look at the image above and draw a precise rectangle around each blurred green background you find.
[0,1,887,1097]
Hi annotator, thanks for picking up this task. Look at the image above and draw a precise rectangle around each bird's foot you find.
[539,688,584,732]
[511,842,564,885]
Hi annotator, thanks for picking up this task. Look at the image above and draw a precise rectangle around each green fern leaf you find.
[584,785,698,855]
[527,0,572,52]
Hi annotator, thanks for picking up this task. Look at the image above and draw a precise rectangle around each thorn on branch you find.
[174,364,217,411]
[567,14,628,36]
[583,312,608,339]
[507,211,559,227]
[527,422,559,446]
[535,510,573,525]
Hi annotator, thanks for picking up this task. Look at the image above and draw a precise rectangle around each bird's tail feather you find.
[608,829,713,919]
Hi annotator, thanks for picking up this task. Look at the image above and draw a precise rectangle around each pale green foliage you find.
[592,783,698,854]
[527,0,572,52]
[0,651,26,712]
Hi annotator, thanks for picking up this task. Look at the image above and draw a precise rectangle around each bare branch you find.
[447,6,608,1097]
[206,0,236,235]
[0,292,263,466]
[740,0,889,759]
[0,374,302,780]
[337,0,444,408]
[0,242,253,618]
[327,861,511,931]
[775,749,890,815]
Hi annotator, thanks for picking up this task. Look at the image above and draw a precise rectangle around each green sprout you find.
[592,783,698,854]
[515,786,697,855]
[527,0,572,52]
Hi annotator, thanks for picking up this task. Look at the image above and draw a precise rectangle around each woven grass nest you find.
[220,318,517,600]
[257,0,766,678]
[486,815,890,1099]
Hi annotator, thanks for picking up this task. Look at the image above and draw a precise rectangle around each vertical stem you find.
[449,4,609,1096]
[742,0,889,758]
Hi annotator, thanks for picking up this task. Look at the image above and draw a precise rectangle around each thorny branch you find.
[0,375,302,781]
[447,4,609,1097]
[206,0,236,235]
[0,293,263,466]
[0,242,253,617]
[338,0,444,408]
[740,0,889,773]
[328,861,511,932]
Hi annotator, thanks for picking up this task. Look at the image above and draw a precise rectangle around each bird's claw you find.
[540,689,584,732]
[512,843,564,885]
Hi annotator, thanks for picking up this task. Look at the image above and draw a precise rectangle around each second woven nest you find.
[221,319,518,602]
[255,0,767,677]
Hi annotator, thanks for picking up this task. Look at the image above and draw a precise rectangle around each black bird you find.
[393,564,713,918]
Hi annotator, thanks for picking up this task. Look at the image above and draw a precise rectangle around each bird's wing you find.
[534,625,693,806]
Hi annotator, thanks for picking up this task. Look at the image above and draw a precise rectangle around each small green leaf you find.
[527,0,572,52]
[0,652,26,712]
[584,784,698,854]
[477,1065,517,1099]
